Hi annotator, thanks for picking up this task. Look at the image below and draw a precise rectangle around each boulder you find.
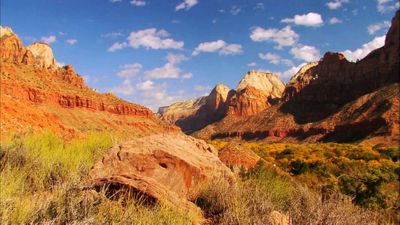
[26,42,58,69]
[89,133,235,223]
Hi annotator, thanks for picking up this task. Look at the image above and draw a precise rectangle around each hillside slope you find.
[0,26,177,140]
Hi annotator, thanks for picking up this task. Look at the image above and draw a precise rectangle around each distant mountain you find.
[158,71,285,133]
[0,26,177,139]
[165,11,400,145]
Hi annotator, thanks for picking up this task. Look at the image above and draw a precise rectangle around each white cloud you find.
[377,0,400,13]
[127,28,184,50]
[117,63,142,79]
[281,12,324,27]
[144,53,190,80]
[247,62,257,67]
[40,35,56,44]
[279,63,307,78]
[290,45,320,62]
[136,80,154,90]
[230,6,241,15]
[66,39,77,45]
[192,40,242,56]
[326,0,350,10]
[367,21,391,34]
[175,0,198,11]
[139,83,186,111]
[329,17,343,24]
[144,63,181,80]
[109,79,135,96]
[130,0,146,6]
[343,35,386,62]
[219,44,243,55]
[108,42,127,52]
[166,53,188,64]
[258,53,281,64]
[57,62,66,67]
[250,26,299,48]
[110,0,122,3]
[181,72,193,79]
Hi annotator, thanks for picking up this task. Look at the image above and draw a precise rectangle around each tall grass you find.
[0,131,193,224]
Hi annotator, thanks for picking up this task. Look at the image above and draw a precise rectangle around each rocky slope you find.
[0,26,177,139]
[159,71,284,133]
[193,11,399,145]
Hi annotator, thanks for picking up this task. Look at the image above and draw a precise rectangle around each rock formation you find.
[159,71,285,133]
[89,133,235,224]
[227,71,285,117]
[159,83,232,133]
[193,11,399,145]
[26,42,58,69]
[0,26,177,138]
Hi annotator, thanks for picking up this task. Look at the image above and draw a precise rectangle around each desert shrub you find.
[290,159,309,175]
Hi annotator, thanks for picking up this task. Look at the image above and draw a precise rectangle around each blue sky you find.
[1,0,398,111]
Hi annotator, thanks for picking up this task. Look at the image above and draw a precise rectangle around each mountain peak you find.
[26,42,58,69]
[0,26,15,38]
[237,70,284,98]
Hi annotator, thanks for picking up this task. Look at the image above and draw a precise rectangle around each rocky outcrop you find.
[159,71,285,133]
[228,71,285,117]
[159,83,232,133]
[89,133,235,224]
[0,26,176,138]
[0,26,35,65]
[159,96,207,124]
[26,42,58,69]
[281,12,399,124]
[194,11,399,145]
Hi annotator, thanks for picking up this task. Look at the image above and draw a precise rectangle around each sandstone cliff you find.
[194,11,400,145]
[227,71,285,117]
[0,26,177,139]
[159,71,285,133]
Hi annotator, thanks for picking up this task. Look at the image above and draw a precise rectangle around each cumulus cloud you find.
[250,26,299,49]
[40,35,56,44]
[66,39,77,45]
[130,0,146,6]
[281,12,324,27]
[329,17,343,24]
[343,35,385,62]
[367,21,391,34]
[181,72,193,79]
[377,0,400,13]
[109,79,135,95]
[279,63,307,78]
[290,45,320,62]
[110,0,122,3]
[175,0,198,11]
[192,40,243,56]
[117,63,143,79]
[326,0,350,10]
[136,80,154,90]
[127,28,184,50]
[108,42,127,52]
[139,84,186,111]
[144,53,191,80]
[258,53,281,64]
